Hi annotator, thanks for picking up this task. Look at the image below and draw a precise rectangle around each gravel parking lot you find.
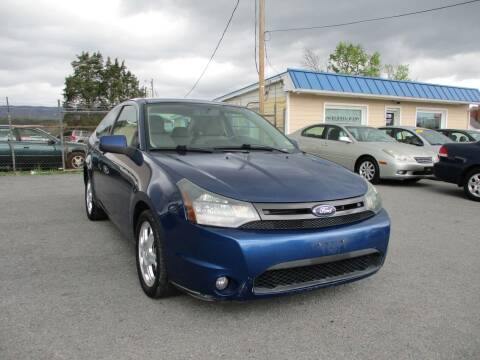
[0,174,479,360]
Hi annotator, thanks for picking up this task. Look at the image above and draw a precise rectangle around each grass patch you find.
[0,168,82,176]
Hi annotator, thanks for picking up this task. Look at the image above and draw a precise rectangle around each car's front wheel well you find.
[133,201,151,236]
[460,165,480,186]
[355,155,377,172]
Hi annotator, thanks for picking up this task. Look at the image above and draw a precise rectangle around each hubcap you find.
[71,155,85,169]
[86,181,93,214]
[467,173,480,198]
[359,161,376,181]
[138,221,157,287]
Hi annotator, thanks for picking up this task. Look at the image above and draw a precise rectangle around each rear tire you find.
[85,179,107,220]
[135,210,174,298]
[463,169,480,202]
[356,157,380,184]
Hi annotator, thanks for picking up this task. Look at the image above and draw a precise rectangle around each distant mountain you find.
[0,105,59,120]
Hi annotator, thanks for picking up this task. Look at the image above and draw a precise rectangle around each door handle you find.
[23,146,30,149]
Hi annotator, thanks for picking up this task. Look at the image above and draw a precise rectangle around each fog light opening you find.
[215,276,229,290]
[397,170,407,175]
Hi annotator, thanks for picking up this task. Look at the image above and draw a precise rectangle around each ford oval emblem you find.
[312,204,336,217]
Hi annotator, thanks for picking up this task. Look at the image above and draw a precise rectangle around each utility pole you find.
[150,79,155,98]
[258,0,265,115]
[6,97,16,171]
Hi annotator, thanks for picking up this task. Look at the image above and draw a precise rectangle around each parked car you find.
[0,125,86,170]
[378,126,452,154]
[62,129,92,143]
[289,124,436,183]
[84,99,390,301]
[436,129,480,143]
[434,141,480,201]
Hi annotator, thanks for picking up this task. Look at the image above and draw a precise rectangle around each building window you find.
[416,109,446,129]
[325,104,366,125]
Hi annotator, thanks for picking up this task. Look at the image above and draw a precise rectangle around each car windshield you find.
[346,126,395,142]
[416,129,453,145]
[146,103,296,152]
[467,131,480,141]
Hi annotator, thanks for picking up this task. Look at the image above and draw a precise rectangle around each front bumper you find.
[162,209,390,300]
[379,160,434,179]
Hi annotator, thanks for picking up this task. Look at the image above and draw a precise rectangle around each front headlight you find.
[382,149,414,162]
[364,181,382,214]
[177,179,260,228]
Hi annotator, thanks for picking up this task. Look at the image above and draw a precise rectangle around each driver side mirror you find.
[99,135,128,154]
[339,136,352,143]
[48,139,57,145]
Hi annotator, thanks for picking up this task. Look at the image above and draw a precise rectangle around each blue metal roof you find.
[287,69,480,104]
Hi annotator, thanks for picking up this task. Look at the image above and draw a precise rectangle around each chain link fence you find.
[0,98,108,172]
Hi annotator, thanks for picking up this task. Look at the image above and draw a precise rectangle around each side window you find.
[0,128,14,141]
[450,131,469,143]
[325,126,348,141]
[302,125,325,138]
[381,128,395,137]
[96,107,120,138]
[112,105,138,147]
[396,130,422,145]
[17,128,51,143]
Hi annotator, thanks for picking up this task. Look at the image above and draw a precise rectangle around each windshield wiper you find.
[214,144,290,153]
[150,145,213,153]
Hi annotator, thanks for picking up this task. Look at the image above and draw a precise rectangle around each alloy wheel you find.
[138,221,157,287]
[467,173,480,198]
[86,181,93,215]
[71,155,85,169]
[359,161,376,181]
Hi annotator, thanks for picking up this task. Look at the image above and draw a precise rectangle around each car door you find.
[323,125,354,167]
[100,104,140,233]
[297,125,327,155]
[13,128,62,169]
[0,128,14,169]
[90,106,121,210]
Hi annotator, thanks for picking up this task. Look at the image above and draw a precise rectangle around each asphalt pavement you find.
[0,174,479,360]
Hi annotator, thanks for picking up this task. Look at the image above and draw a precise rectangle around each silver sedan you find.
[289,124,437,183]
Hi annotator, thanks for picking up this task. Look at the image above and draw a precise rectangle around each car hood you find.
[150,151,368,203]
[368,142,436,157]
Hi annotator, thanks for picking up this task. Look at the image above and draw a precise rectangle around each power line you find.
[184,0,240,98]
[266,0,480,34]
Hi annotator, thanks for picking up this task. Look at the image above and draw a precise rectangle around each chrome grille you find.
[414,156,433,164]
[242,196,373,230]
[239,211,374,230]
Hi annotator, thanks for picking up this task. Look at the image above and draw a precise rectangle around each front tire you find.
[85,179,107,220]
[136,210,174,298]
[464,169,480,202]
[356,157,380,184]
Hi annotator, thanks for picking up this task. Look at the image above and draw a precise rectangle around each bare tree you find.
[302,48,323,72]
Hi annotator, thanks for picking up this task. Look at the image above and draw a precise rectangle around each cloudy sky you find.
[1,0,479,106]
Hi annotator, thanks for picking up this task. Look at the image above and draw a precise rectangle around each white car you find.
[289,124,437,183]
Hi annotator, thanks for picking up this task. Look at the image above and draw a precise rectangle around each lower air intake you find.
[254,253,382,294]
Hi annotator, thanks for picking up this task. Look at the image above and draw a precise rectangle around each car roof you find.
[380,125,430,131]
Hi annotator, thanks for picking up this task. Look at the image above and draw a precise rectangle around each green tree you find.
[327,42,381,77]
[63,52,146,108]
[384,64,410,81]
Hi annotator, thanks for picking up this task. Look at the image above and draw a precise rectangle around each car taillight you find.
[438,145,448,158]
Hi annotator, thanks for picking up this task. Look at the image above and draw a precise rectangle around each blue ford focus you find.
[84,99,390,301]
